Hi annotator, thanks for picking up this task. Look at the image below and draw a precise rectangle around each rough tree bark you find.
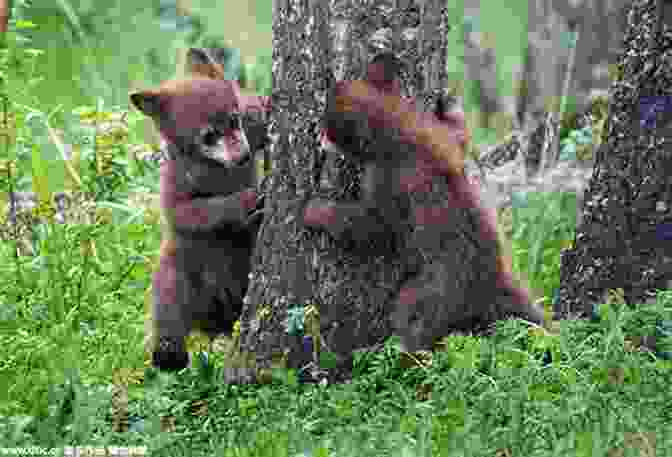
[238,0,512,383]
[555,0,672,318]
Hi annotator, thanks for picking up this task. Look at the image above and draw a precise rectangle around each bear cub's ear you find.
[186,47,227,80]
[130,91,163,119]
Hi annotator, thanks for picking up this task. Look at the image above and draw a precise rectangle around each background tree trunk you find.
[462,0,630,150]
[555,0,672,318]
[240,0,499,382]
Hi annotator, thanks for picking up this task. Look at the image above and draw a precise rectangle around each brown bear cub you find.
[304,52,544,353]
[132,48,269,371]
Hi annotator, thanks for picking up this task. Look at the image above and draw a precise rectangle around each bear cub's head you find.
[131,78,251,167]
[131,78,257,195]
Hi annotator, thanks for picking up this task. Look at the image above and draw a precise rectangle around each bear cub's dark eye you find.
[213,112,241,132]
[225,113,241,131]
[201,126,220,147]
[201,112,242,147]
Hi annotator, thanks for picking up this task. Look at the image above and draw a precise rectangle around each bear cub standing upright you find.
[131,52,268,371]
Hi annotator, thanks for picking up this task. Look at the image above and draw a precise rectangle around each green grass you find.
[1,129,671,454]
[1,281,671,455]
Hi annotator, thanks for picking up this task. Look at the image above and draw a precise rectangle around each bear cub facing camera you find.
[131,75,266,371]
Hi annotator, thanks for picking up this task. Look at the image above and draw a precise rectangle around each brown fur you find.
[133,49,265,371]
[309,53,543,352]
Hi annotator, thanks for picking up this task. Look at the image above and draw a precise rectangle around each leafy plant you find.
[558,95,610,163]
[509,190,577,308]
[559,124,592,162]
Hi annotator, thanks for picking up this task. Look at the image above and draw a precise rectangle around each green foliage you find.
[0,220,154,372]
[4,4,672,455]
[10,0,272,112]
[559,124,592,161]
[558,95,611,163]
[559,110,581,140]
[511,191,577,305]
[2,120,672,456]
[285,306,305,336]
[240,51,273,96]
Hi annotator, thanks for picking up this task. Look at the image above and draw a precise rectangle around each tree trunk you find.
[240,0,518,383]
[555,0,672,318]
[462,0,629,142]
